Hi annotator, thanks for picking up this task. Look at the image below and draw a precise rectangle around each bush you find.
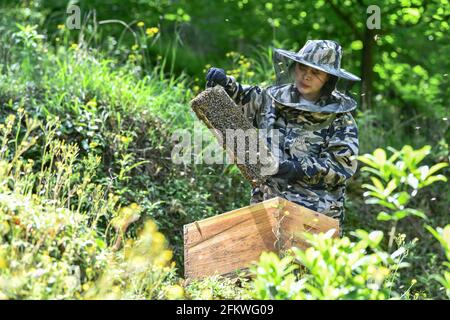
[250,230,412,300]
[0,111,176,299]
[358,145,448,251]
[426,224,450,298]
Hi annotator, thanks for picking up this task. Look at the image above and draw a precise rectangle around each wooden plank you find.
[184,197,281,279]
[277,198,339,251]
[184,197,339,279]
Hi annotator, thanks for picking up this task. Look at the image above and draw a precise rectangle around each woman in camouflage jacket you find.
[206,40,360,231]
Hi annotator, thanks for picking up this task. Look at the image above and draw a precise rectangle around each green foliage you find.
[425,224,450,297]
[13,23,44,49]
[251,252,300,300]
[185,275,251,300]
[0,10,251,278]
[358,145,448,255]
[250,230,412,300]
[0,111,176,299]
[0,190,108,299]
[358,145,447,223]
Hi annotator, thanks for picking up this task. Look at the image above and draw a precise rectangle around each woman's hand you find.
[206,67,228,87]
[271,159,304,182]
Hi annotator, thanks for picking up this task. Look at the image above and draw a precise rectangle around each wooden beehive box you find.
[184,196,339,280]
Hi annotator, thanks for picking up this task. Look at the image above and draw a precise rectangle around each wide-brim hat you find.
[273,40,361,85]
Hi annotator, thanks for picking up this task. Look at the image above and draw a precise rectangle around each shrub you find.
[250,230,411,300]
[358,145,448,250]
[425,224,450,298]
[0,111,176,299]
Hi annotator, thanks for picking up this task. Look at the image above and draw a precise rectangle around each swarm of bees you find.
[190,85,279,189]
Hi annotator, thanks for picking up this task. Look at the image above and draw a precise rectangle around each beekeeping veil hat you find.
[266,40,361,113]
[272,40,361,85]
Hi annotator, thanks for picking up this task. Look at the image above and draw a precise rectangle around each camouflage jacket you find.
[223,77,359,228]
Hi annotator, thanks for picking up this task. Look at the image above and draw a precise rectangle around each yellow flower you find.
[146,27,159,37]
[137,21,145,27]
[71,43,78,50]
[165,285,184,299]
[86,100,97,108]
[120,135,132,144]
[371,266,390,284]
[89,141,99,149]
[200,289,213,300]
[0,252,7,269]
[57,24,65,30]
[130,203,141,211]
[131,44,139,51]
[161,249,173,262]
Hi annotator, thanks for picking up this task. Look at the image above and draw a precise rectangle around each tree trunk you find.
[361,28,375,110]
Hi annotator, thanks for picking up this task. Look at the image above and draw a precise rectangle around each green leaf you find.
[376,199,397,210]
[374,148,387,164]
[427,162,449,177]
[164,13,178,21]
[364,191,387,200]
[362,183,381,192]
[396,192,410,206]
[394,210,411,220]
[384,162,401,180]
[370,177,385,191]
[365,198,383,205]
[422,175,447,187]
[384,179,398,196]
[368,231,383,247]
[360,167,384,179]
[377,212,393,221]
[425,224,443,244]
[404,208,427,220]
[357,155,379,169]
[95,238,106,249]
[402,7,421,24]
[413,145,432,166]
[443,225,450,248]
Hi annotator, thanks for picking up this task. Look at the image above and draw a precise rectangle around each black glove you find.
[271,159,304,182]
[206,67,228,88]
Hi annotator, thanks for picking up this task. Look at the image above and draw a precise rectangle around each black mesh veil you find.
[273,48,297,86]
[272,47,356,96]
